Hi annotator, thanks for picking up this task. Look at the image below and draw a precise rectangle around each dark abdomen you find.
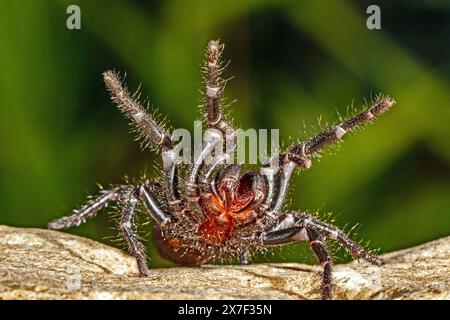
[153,225,211,266]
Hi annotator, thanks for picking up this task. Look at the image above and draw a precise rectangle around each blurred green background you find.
[1,0,449,267]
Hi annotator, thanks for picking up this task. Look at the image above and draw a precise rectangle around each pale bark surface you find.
[0,225,448,299]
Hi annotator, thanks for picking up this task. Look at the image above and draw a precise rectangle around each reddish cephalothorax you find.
[48,40,394,300]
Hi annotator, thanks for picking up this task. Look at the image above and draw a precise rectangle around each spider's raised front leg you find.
[103,71,182,216]
[48,187,125,230]
[186,40,236,218]
[203,40,234,139]
[260,211,383,299]
[284,96,395,167]
[261,96,395,222]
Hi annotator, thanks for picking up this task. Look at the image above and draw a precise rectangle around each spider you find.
[48,40,395,300]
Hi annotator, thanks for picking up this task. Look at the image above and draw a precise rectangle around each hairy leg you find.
[49,182,172,277]
[284,96,395,168]
[306,228,333,300]
[103,71,172,151]
[185,40,239,216]
[103,71,182,215]
[263,212,383,265]
[48,187,124,230]
[203,40,234,137]
[191,41,237,204]
[260,211,384,299]
[260,224,333,300]
[261,96,395,221]
[119,183,173,277]
[299,213,383,265]
[119,189,149,276]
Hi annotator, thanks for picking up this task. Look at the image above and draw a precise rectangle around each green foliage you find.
[0,0,448,267]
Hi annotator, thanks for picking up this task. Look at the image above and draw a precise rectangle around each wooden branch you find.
[0,225,448,299]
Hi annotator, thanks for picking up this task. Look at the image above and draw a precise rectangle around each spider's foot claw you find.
[138,268,150,277]
[321,287,332,300]
[374,257,385,266]
[365,254,384,266]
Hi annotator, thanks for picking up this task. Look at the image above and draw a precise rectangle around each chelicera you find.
[48,40,394,299]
